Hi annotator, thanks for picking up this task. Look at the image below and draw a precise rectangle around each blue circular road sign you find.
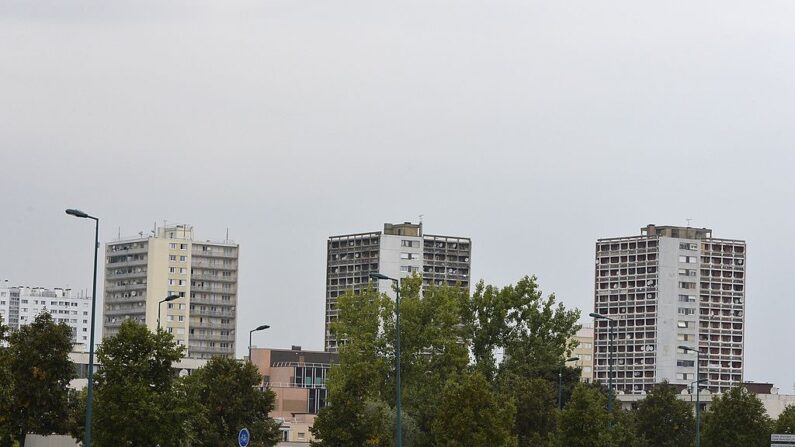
[238,428,250,447]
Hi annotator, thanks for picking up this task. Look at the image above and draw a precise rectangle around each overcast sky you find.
[1,0,794,390]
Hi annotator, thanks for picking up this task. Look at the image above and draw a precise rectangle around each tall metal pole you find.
[85,217,99,447]
[394,278,402,447]
[695,350,701,447]
[607,321,614,428]
[558,366,564,411]
[249,329,253,363]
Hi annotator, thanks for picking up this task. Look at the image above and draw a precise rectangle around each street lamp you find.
[559,356,580,410]
[369,272,402,447]
[679,345,703,447]
[590,312,616,426]
[157,294,181,330]
[65,208,99,447]
[249,324,270,363]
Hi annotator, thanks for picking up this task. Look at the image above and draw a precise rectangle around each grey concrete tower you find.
[593,224,746,394]
[324,222,471,352]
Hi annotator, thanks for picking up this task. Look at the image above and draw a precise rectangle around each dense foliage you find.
[0,313,74,446]
[311,274,582,447]
[702,386,771,447]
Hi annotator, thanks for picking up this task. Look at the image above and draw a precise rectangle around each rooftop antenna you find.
[226,228,229,242]
[117,227,121,241]
[419,214,424,224]
[686,218,693,227]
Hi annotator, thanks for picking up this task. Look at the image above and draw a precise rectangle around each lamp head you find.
[678,345,694,352]
[65,208,90,219]
[589,312,603,319]
[165,294,180,302]
[254,324,270,331]
[369,272,390,280]
[567,356,580,362]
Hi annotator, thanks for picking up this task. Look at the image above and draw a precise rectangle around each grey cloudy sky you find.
[1,0,794,389]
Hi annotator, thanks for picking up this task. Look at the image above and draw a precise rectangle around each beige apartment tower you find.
[593,224,745,394]
[104,224,239,359]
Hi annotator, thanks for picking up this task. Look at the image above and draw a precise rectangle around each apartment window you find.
[678,295,696,303]
[169,243,177,249]
[679,282,696,289]
[677,334,692,341]
[678,308,696,315]
[581,343,592,349]
[169,255,177,261]
[678,269,696,277]
[677,360,695,367]
[180,244,188,250]
[401,240,417,247]
[676,373,693,380]
[179,256,187,262]
[679,255,697,263]
[400,266,419,273]
[169,267,176,273]
[679,243,698,250]
[400,253,417,260]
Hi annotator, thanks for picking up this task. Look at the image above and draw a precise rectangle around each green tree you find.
[0,315,12,446]
[635,381,694,447]
[313,277,469,447]
[774,405,795,434]
[702,386,771,447]
[3,313,74,445]
[499,377,557,447]
[90,321,194,446]
[431,371,517,447]
[560,383,611,447]
[186,356,280,447]
[464,276,580,382]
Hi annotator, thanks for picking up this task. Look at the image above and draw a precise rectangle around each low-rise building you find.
[616,382,795,419]
[250,346,338,443]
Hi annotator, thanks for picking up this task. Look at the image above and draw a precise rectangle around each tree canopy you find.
[702,386,771,447]
[635,381,694,447]
[2,313,74,446]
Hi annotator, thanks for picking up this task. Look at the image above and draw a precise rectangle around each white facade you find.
[593,225,746,394]
[0,281,92,348]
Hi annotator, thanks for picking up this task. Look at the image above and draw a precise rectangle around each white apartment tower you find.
[593,224,746,394]
[325,222,471,352]
[0,281,92,347]
[104,224,239,359]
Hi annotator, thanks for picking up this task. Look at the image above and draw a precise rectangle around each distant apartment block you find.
[568,324,594,383]
[593,224,746,394]
[325,222,471,352]
[0,281,92,347]
[104,224,239,359]
[250,346,338,443]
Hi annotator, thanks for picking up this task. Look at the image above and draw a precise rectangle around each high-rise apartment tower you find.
[104,224,239,359]
[325,222,471,352]
[593,224,745,394]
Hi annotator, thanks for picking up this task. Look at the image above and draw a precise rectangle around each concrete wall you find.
[24,435,79,447]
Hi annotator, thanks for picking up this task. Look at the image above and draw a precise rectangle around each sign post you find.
[772,433,795,447]
[239,428,250,447]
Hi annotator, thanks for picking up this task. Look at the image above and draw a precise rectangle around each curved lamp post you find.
[369,272,402,447]
[590,312,616,427]
[559,356,580,410]
[65,208,99,447]
[249,324,270,363]
[157,294,181,330]
[679,345,703,447]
